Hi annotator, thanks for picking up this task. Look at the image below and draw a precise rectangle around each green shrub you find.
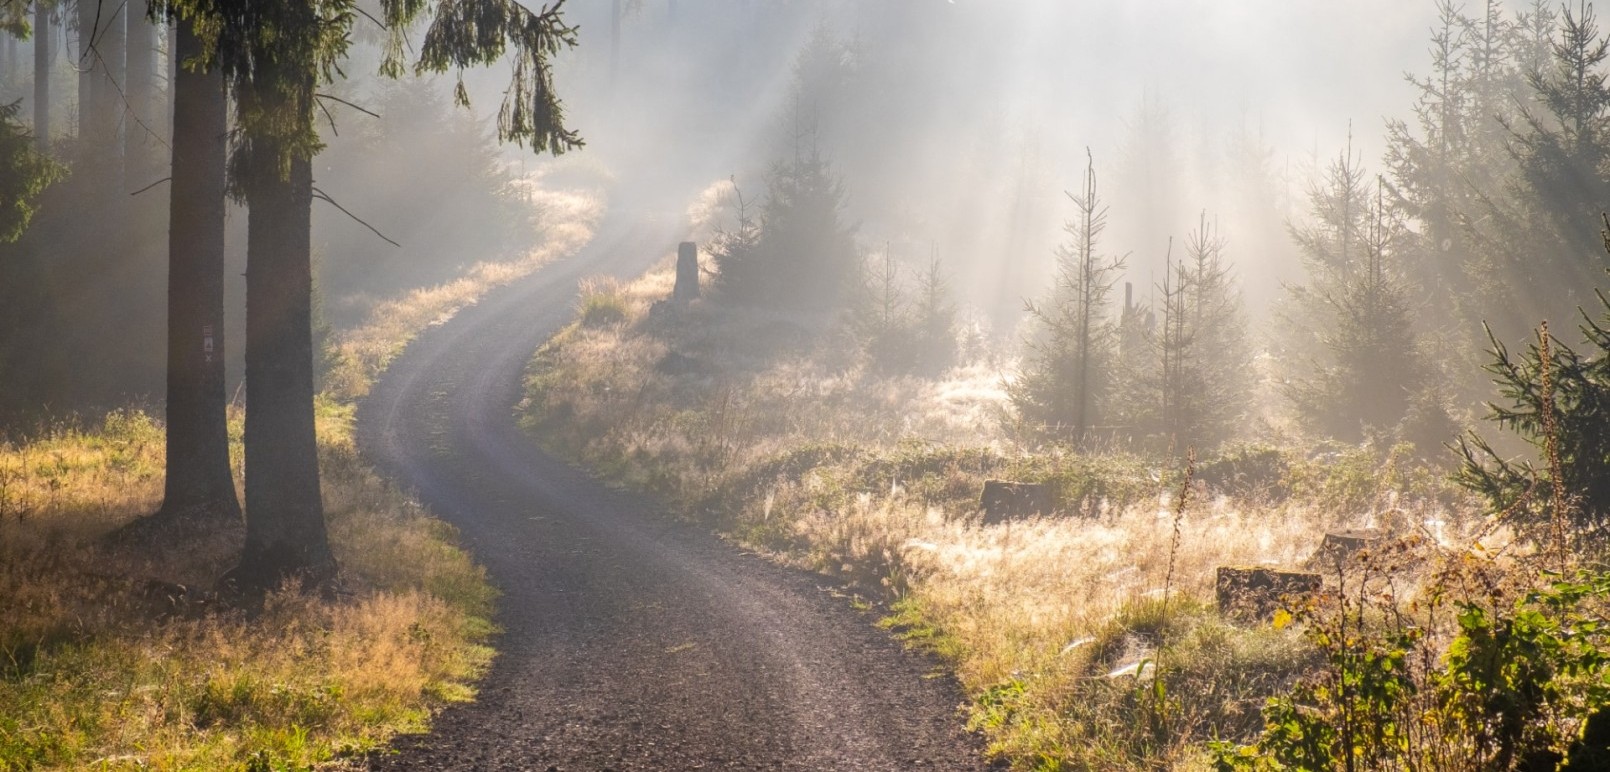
[1211,566,1610,771]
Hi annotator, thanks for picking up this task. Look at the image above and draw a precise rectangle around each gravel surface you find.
[356,211,992,770]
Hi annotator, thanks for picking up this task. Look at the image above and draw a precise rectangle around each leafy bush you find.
[1212,559,1610,771]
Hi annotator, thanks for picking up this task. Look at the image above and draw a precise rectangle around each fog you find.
[0,0,1581,426]
[550,0,1447,329]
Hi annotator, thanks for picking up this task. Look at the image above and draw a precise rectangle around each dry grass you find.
[0,404,494,770]
[324,185,603,400]
[0,173,618,770]
[517,265,1490,770]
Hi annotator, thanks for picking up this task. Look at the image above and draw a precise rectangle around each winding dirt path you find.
[356,208,990,770]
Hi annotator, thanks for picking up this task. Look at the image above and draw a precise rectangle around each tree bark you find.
[237,101,334,589]
[32,2,48,152]
[155,20,239,525]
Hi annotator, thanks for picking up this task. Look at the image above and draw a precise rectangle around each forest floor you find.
[357,209,990,769]
[0,404,496,770]
[0,183,605,770]
[513,264,1502,769]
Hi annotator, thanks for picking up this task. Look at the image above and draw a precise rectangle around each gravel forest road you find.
[356,207,990,771]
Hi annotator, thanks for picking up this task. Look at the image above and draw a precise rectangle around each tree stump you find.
[674,241,700,301]
[1216,566,1321,624]
[980,480,1054,524]
[1308,528,1384,573]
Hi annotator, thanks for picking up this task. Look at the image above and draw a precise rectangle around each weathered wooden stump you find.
[980,480,1054,524]
[674,241,700,301]
[655,350,715,376]
[1308,528,1384,573]
[1216,566,1321,624]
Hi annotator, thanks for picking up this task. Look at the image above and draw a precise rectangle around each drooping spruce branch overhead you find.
[412,0,582,153]
[151,0,580,188]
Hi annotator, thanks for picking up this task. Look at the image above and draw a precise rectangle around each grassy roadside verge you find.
[324,185,603,401]
[0,406,492,770]
[0,184,602,770]
[515,267,1488,770]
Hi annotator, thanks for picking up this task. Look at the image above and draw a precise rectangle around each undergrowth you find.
[0,180,604,769]
[0,404,495,770]
[516,264,1496,769]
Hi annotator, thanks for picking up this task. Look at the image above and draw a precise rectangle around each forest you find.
[3,0,1610,770]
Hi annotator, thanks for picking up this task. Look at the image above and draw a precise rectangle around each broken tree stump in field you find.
[1216,566,1321,624]
[980,480,1054,524]
[1307,528,1384,574]
[674,241,700,301]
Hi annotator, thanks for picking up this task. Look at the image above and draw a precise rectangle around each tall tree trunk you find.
[75,0,123,167]
[156,19,238,524]
[100,0,124,183]
[237,92,333,588]
[32,2,48,152]
[125,0,155,178]
[166,20,177,137]
[77,0,94,138]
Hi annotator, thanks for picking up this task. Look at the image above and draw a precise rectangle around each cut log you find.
[1308,528,1384,573]
[1216,566,1321,624]
[980,480,1054,524]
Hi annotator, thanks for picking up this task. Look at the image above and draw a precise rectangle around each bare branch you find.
[316,97,338,136]
[311,187,400,248]
[128,176,172,196]
[314,92,380,120]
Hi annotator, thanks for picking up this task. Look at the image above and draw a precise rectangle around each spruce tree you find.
[1124,217,1252,451]
[1384,0,1473,318]
[708,181,765,303]
[1289,134,1371,278]
[1503,1,1610,323]
[853,245,914,373]
[1284,179,1421,439]
[0,99,61,242]
[1457,299,1610,534]
[851,251,957,376]
[1174,216,1252,449]
[912,257,958,374]
[758,151,858,310]
[150,0,583,590]
[1010,150,1126,442]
